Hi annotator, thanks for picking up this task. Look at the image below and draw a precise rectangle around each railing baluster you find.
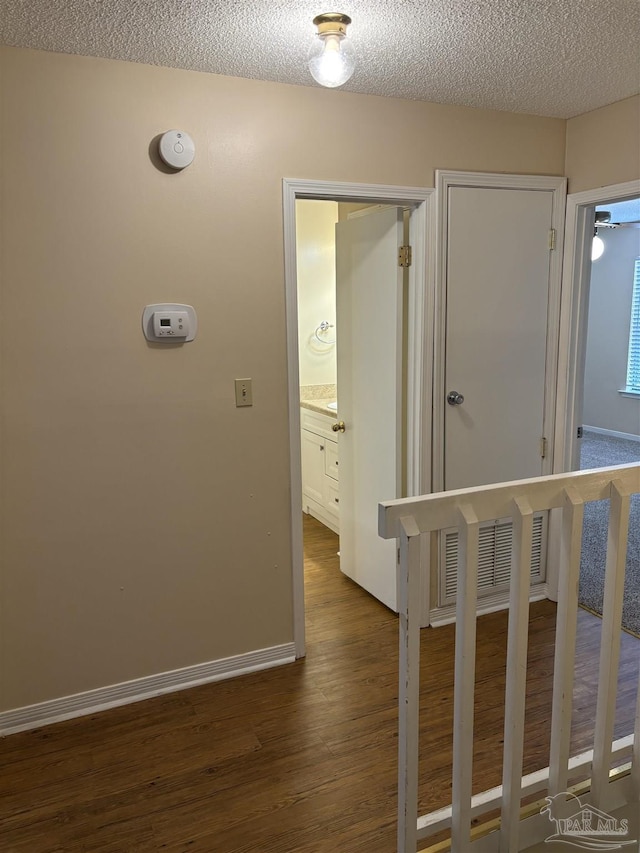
[451,503,480,851]
[549,485,584,796]
[397,515,421,853]
[499,496,534,851]
[592,479,631,809]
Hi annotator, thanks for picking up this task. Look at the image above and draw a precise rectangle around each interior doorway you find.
[283,179,433,658]
[578,197,640,471]
[297,201,404,611]
[553,179,640,474]
[555,179,640,631]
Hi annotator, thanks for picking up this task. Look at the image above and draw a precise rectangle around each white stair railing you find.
[379,463,640,852]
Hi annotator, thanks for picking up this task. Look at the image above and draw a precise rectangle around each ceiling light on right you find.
[591,234,605,261]
[308,12,355,88]
[592,211,611,261]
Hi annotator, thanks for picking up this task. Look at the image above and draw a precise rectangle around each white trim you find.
[429,583,549,627]
[0,642,295,736]
[283,179,434,652]
[432,170,567,493]
[406,197,432,499]
[619,390,640,399]
[409,193,437,628]
[283,182,306,659]
[583,425,640,442]
[283,178,434,205]
[434,170,566,191]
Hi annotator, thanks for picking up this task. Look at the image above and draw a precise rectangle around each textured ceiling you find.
[1,0,639,118]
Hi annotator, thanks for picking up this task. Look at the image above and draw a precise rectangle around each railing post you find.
[397,515,421,853]
[499,496,534,851]
[592,480,631,809]
[549,485,584,796]
[451,503,479,851]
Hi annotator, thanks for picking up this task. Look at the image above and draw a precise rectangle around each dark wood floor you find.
[1,515,638,852]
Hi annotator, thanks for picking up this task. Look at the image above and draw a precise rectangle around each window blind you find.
[626,259,640,392]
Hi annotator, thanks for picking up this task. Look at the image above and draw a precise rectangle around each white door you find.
[336,207,403,611]
[444,186,554,490]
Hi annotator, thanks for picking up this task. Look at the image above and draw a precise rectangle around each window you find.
[625,259,640,393]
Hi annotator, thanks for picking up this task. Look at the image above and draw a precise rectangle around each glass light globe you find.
[308,32,355,88]
[591,235,604,261]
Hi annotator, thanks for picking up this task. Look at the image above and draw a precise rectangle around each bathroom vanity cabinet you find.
[300,408,340,534]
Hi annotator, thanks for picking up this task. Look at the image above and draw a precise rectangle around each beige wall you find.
[565,96,640,193]
[0,45,566,712]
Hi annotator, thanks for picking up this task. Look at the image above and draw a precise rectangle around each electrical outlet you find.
[235,378,253,407]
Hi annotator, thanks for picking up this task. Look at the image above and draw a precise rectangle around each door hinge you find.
[540,436,548,458]
[548,229,556,250]
[577,425,584,439]
[398,245,412,267]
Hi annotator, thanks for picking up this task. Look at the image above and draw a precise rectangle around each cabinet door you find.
[324,441,339,482]
[325,478,340,525]
[301,429,325,506]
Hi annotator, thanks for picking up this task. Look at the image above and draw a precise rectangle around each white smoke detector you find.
[158,130,195,170]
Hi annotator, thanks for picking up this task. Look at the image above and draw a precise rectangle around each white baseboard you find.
[429,584,549,627]
[0,642,296,736]
[583,425,640,442]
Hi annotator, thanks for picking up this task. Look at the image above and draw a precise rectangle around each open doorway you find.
[554,179,640,473]
[559,182,640,636]
[282,179,433,657]
[295,199,340,538]
[579,197,640,471]
[296,200,410,637]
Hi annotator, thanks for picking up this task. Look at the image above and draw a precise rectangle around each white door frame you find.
[553,179,640,474]
[544,178,640,601]
[433,170,568,493]
[283,179,435,657]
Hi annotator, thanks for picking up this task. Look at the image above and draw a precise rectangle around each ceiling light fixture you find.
[591,233,605,261]
[308,12,355,89]
[591,211,610,261]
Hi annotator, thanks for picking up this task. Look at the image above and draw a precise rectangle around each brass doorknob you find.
[332,421,346,433]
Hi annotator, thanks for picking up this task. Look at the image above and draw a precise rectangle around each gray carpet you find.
[579,430,640,636]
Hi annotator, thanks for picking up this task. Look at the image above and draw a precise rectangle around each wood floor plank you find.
[0,513,637,852]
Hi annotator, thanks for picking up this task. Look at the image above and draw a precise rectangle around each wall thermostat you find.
[142,304,197,342]
[158,130,195,170]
